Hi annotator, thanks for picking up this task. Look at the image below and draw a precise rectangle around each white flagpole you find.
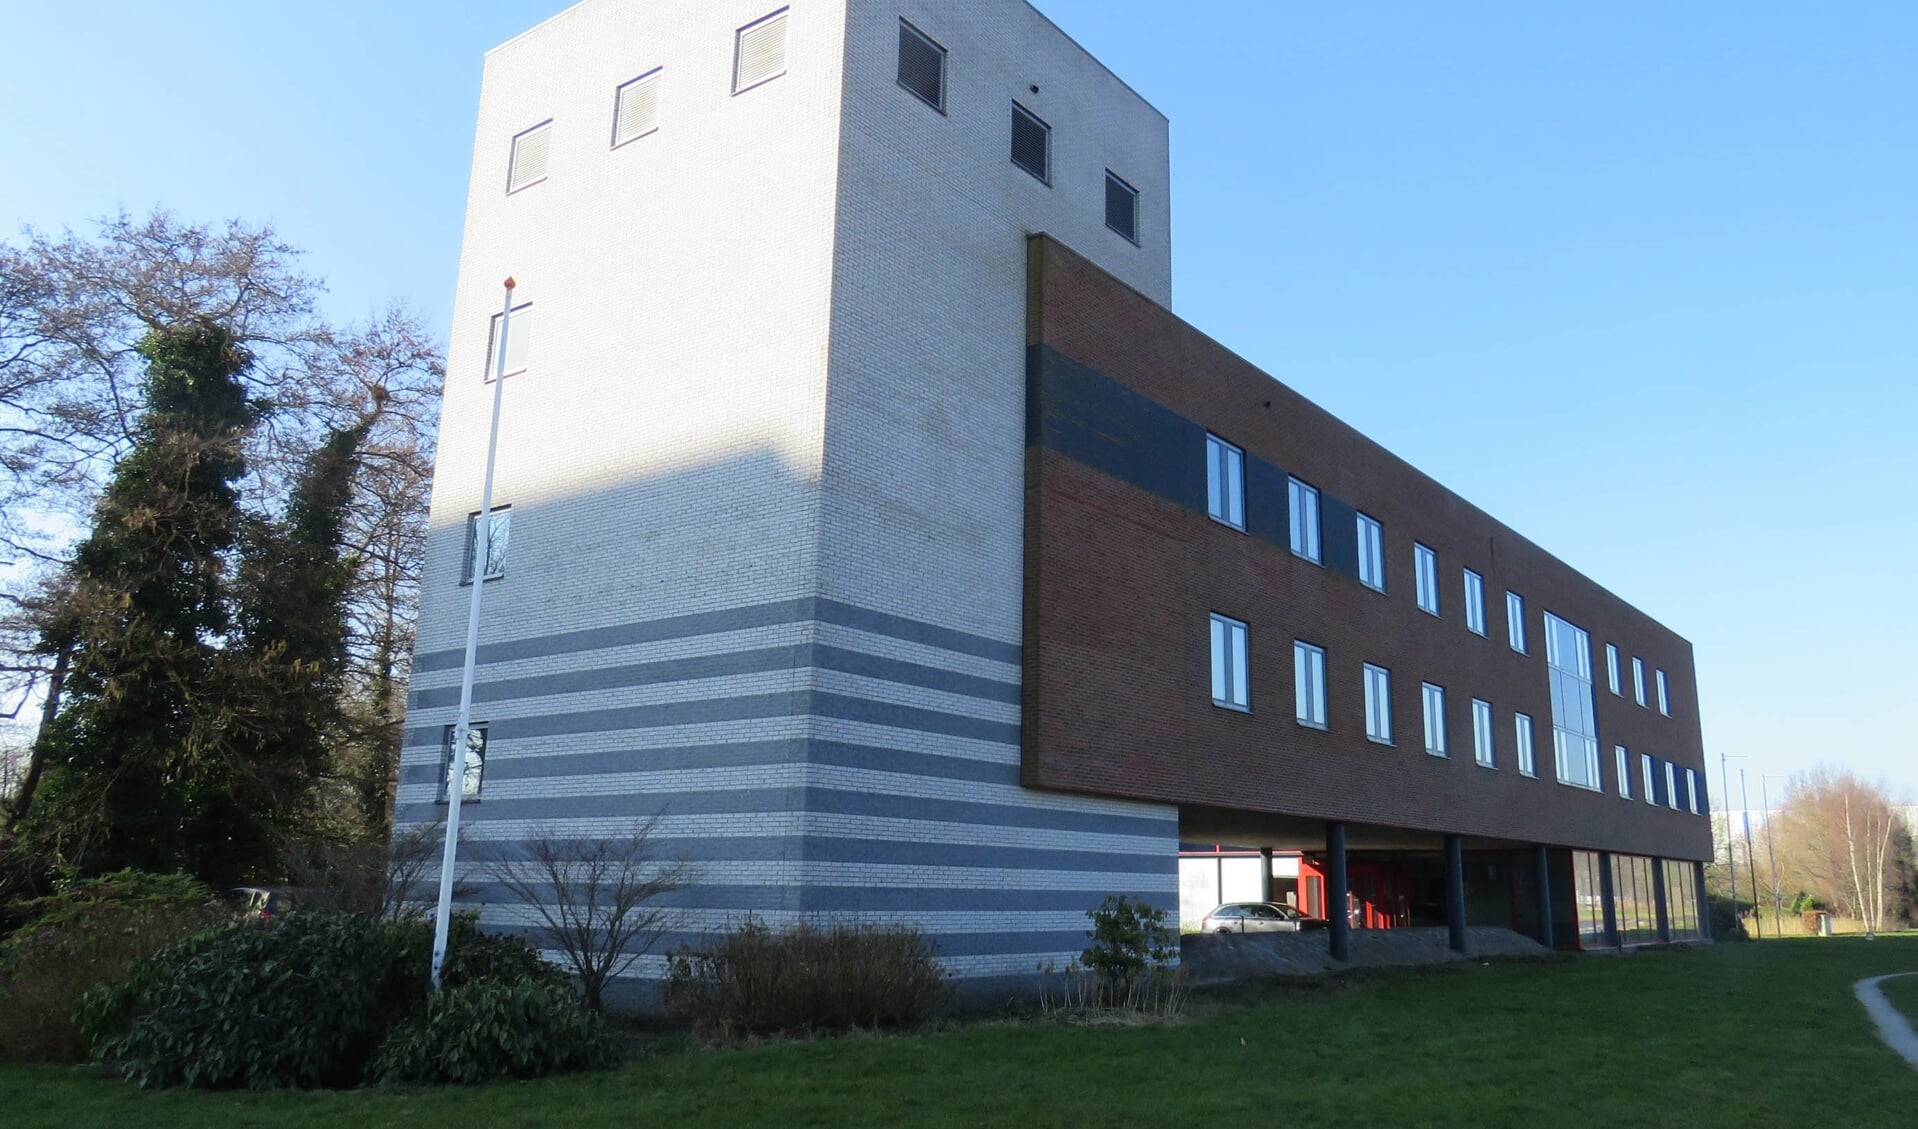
[431,277,516,989]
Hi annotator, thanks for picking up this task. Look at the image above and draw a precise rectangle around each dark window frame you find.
[896,19,947,113]
[1105,170,1140,244]
[1011,102,1051,184]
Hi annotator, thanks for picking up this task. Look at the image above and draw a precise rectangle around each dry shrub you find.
[0,870,222,1062]
[662,919,951,1040]
[1034,959,1191,1025]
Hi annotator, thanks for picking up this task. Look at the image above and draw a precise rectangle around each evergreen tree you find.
[25,322,255,882]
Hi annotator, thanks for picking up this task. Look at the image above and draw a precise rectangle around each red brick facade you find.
[1022,236,1713,863]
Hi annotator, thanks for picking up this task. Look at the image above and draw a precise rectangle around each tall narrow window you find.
[1356,513,1385,591]
[1515,713,1536,777]
[1364,664,1393,744]
[896,20,946,111]
[733,9,790,94]
[1605,643,1622,695]
[1507,591,1527,653]
[1472,699,1495,767]
[613,69,663,146]
[1421,682,1448,757]
[1463,569,1486,635]
[1656,670,1671,716]
[1011,103,1050,183]
[1210,614,1249,711]
[1632,657,1647,706]
[1616,746,1632,798]
[1105,171,1140,244]
[1687,769,1702,814]
[1288,478,1321,563]
[486,304,533,380]
[508,121,553,193]
[1665,762,1680,810]
[1205,434,1245,530]
[1414,544,1439,615]
[462,506,512,584]
[1294,641,1327,729]
[1544,611,1601,789]
[439,724,488,804]
[1641,753,1656,805]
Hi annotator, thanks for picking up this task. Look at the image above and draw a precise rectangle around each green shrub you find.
[371,980,612,1085]
[662,919,951,1039]
[1080,895,1177,989]
[0,870,220,1062]
[75,912,419,1089]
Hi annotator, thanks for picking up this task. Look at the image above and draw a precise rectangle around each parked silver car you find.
[1201,901,1327,934]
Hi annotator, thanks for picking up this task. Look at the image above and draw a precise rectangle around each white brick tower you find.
[400,0,1178,1002]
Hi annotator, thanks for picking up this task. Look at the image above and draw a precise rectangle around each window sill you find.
[1418,606,1440,617]
[1556,778,1604,793]
[1519,770,1537,779]
[458,574,506,587]
[1290,550,1323,567]
[1297,719,1328,731]
[1208,514,1247,534]
[1476,761,1497,770]
[1212,701,1251,715]
[1361,582,1387,595]
[1366,736,1394,747]
[1426,749,1449,759]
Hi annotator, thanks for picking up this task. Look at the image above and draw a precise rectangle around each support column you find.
[1445,834,1470,955]
[1652,857,1671,943]
[1598,851,1620,949]
[1259,847,1274,903]
[1534,844,1555,950]
[1327,822,1351,962]
[1694,861,1713,942]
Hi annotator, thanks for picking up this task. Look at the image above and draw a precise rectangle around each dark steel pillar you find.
[1598,851,1620,949]
[1652,857,1671,943]
[1534,844,1555,950]
[1695,861,1713,942]
[1445,834,1470,955]
[1259,847,1274,903]
[1327,822,1351,962]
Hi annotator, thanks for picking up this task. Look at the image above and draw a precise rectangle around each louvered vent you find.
[614,70,663,147]
[734,9,789,94]
[1011,103,1050,183]
[896,20,946,112]
[508,122,552,193]
[1105,171,1140,243]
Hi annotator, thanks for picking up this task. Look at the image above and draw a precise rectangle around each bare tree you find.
[486,819,693,1013]
[1772,767,1912,933]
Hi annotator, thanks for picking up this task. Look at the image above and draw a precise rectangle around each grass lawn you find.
[4,936,1916,1128]
[1883,969,1918,1028]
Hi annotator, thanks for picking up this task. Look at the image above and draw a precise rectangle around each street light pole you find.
[430,277,516,990]
[1739,768,1760,939]
[1720,750,1741,938]
[1761,774,1786,937]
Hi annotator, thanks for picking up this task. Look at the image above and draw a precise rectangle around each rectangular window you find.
[1294,641,1327,729]
[1288,478,1321,563]
[1507,591,1527,653]
[896,20,946,112]
[1363,664,1393,744]
[1415,544,1439,615]
[1210,614,1249,711]
[1665,762,1680,811]
[508,120,553,193]
[1472,699,1495,767]
[1421,682,1447,757]
[1515,713,1536,777]
[1205,434,1245,530]
[1656,670,1671,716]
[733,9,790,94]
[439,724,488,804]
[1616,746,1631,798]
[1605,643,1621,695]
[485,303,533,381]
[1463,569,1486,635]
[1571,851,1606,947]
[1356,513,1385,591]
[1641,753,1656,805]
[1687,768,1701,815]
[1011,102,1051,183]
[612,69,663,147]
[1544,611,1601,790]
[1105,171,1140,244]
[1632,657,1647,706]
[462,506,512,584]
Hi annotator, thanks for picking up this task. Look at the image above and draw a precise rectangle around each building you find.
[398,0,1714,1005]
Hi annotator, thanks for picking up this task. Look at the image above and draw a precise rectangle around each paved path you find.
[1855,972,1918,1070]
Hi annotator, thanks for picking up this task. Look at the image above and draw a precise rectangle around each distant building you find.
[400,0,1714,1004]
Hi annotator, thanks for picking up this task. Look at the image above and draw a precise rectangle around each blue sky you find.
[4,2,1913,804]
